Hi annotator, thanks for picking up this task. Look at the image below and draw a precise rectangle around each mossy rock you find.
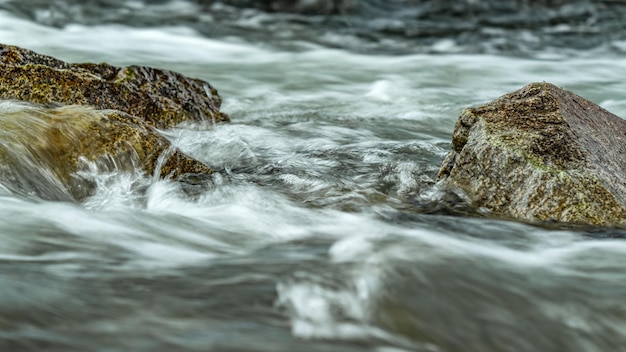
[0,101,213,201]
[0,44,228,129]
[0,44,226,201]
[438,82,626,226]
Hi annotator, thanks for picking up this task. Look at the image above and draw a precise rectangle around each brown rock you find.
[0,44,226,201]
[0,102,213,201]
[0,44,228,129]
[437,82,626,226]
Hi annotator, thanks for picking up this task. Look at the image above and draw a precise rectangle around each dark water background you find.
[2,1,626,351]
[5,0,626,55]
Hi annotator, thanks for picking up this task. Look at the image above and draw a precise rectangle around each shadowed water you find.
[3,0,626,55]
[2,1,626,351]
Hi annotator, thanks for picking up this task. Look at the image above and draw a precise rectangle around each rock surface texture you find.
[438,82,626,226]
[0,44,228,128]
[0,44,224,201]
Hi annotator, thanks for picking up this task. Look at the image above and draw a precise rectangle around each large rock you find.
[437,82,626,226]
[0,44,229,129]
[0,44,225,201]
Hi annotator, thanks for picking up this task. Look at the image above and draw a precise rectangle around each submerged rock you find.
[438,82,626,226]
[0,101,213,201]
[0,44,228,129]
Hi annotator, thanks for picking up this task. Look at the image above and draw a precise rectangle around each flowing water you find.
[2,1,626,351]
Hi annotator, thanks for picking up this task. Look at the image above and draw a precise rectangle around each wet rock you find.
[0,101,213,201]
[0,44,224,201]
[437,82,626,226]
[0,44,229,129]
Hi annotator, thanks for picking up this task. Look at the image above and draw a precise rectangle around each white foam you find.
[365,80,394,102]
[431,38,460,53]
[0,10,275,65]
[277,279,386,340]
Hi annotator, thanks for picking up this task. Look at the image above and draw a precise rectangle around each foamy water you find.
[2,3,626,351]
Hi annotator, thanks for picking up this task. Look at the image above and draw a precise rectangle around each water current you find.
[2,1,626,351]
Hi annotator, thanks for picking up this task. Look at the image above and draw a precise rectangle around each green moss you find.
[114,67,136,83]
[0,44,229,130]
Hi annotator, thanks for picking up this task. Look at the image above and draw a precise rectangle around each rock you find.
[437,82,626,226]
[0,44,226,201]
[0,101,213,201]
[0,44,229,129]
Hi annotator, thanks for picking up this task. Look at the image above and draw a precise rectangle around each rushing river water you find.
[3,1,626,351]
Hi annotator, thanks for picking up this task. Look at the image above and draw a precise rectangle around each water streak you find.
[2,3,626,351]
